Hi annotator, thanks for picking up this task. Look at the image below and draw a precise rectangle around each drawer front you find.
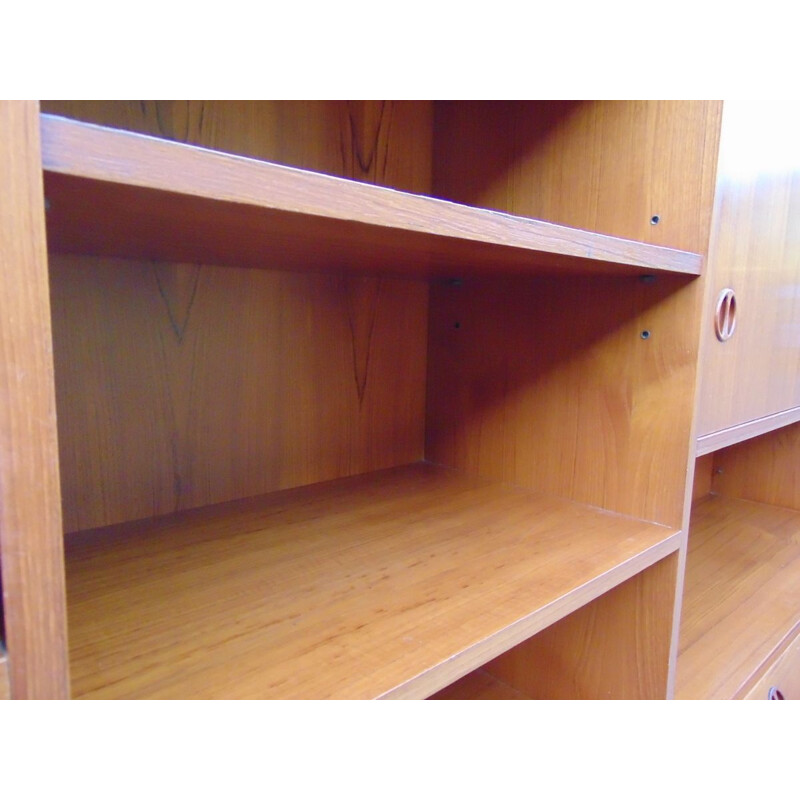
[744,631,800,700]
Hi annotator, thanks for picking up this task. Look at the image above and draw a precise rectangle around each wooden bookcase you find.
[0,100,730,699]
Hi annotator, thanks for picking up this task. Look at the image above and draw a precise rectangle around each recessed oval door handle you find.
[714,288,737,342]
[768,686,785,700]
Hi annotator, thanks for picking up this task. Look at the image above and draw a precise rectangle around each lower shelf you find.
[65,462,678,699]
[677,494,800,699]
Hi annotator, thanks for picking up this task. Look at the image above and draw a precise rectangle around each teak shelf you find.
[66,464,678,699]
[40,114,702,280]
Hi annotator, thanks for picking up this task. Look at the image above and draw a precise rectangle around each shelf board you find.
[64,462,678,699]
[677,494,800,699]
[696,405,800,456]
[39,113,703,280]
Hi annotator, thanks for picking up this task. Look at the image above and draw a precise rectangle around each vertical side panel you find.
[0,101,70,698]
[434,100,721,254]
[430,100,720,530]
[426,273,702,529]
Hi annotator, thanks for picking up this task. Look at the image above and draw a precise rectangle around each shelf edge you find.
[39,113,703,278]
[380,529,682,699]
[696,405,800,456]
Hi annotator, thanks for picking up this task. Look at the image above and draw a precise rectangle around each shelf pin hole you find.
[640,330,651,340]
[650,215,660,225]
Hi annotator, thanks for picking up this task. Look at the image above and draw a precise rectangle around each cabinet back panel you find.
[426,274,702,528]
[434,101,721,254]
[712,422,800,511]
[51,256,428,533]
[43,101,434,533]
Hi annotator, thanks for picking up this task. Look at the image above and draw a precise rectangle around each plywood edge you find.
[381,531,681,699]
[40,113,702,278]
[696,406,800,456]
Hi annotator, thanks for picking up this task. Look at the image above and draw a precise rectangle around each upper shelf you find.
[65,463,679,699]
[39,114,703,280]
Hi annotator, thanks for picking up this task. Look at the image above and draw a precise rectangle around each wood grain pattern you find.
[40,101,434,194]
[32,100,715,702]
[434,101,722,254]
[742,625,800,699]
[39,114,702,280]
[425,273,703,529]
[50,255,428,532]
[44,101,434,532]
[0,101,70,698]
[677,495,800,699]
[711,421,800,511]
[696,99,800,437]
[64,463,680,699]
[481,553,677,699]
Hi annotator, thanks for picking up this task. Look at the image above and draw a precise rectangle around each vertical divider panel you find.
[0,101,70,698]
[428,101,721,699]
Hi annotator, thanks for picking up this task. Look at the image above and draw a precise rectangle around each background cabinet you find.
[678,99,800,699]
[0,100,731,699]
[696,99,800,452]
